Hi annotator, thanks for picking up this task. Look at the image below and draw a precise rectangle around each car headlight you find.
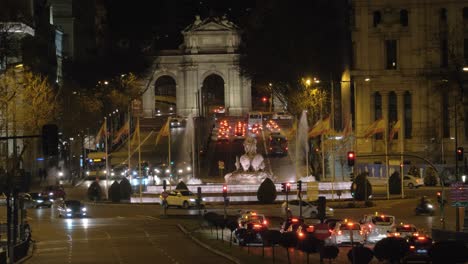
[178,169,183,174]
[121,172,125,176]
[58,172,64,177]
[328,208,334,211]
[154,169,160,174]
[189,199,196,202]
[82,207,87,212]
[66,208,71,212]
[165,169,170,174]
[49,192,54,196]
[86,171,90,175]
[202,198,206,201]
[37,199,43,203]
[186,166,191,171]
[103,170,107,174]
[427,204,433,209]
[132,171,137,176]
[111,172,115,176]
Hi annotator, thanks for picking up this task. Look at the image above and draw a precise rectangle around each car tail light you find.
[253,224,262,229]
[368,224,372,229]
[298,232,305,239]
[291,218,298,223]
[410,245,415,250]
[306,225,314,233]
[360,230,363,235]
[413,233,419,237]
[263,220,268,225]
[417,236,426,241]
[337,230,342,235]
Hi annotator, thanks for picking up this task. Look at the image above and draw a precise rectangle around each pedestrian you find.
[24,221,31,242]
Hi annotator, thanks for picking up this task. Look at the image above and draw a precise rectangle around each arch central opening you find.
[201,74,225,117]
[154,75,176,115]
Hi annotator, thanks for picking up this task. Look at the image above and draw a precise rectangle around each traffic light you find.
[281,182,291,193]
[350,173,354,182]
[162,180,167,191]
[42,124,59,156]
[286,182,291,192]
[222,185,228,198]
[297,180,302,192]
[317,196,326,222]
[262,96,268,103]
[437,191,442,205]
[347,151,355,167]
[457,147,464,161]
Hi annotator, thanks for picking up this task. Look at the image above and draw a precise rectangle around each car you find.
[161,189,204,209]
[403,175,423,189]
[237,211,268,228]
[360,214,396,243]
[28,192,52,208]
[268,134,288,156]
[324,218,344,230]
[233,121,246,139]
[327,221,365,245]
[42,185,66,201]
[403,234,433,262]
[280,217,306,233]
[56,200,87,218]
[266,120,281,133]
[170,116,185,128]
[387,224,418,239]
[282,199,334,218]
[250,123,262,136]
[272,111,293,120]
[232,221,267,246]
[213,106,225,114]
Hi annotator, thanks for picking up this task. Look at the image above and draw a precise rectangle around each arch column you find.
[396,91,406,150]
[142,74,155,117]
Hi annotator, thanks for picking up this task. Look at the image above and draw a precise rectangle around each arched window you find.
[400,9,408,27]
[388,92,398,139]
[374,92,382,139]
[440,8,447,23]
[404,91,412,138]
[373,11,381,27]
[154,76,176,97]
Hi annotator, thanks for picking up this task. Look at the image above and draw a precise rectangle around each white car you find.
[403,175,423,189]
[237,211,268,228]
[327,221,365,245]
[161,189,205,209]
[272,111,293,120]
[170,116,185,128]
[360,214,395,243]
[281,199,334,218]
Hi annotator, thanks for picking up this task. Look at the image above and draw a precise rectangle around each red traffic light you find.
[437,191,441,196]
[262,96,268,103]
[223,185,227,192]
[347,152,355,159]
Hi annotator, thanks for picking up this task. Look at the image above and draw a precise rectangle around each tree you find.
[351,172,372,201]
[320,245,339,264]
[389,172,402,195]
[108,181,121,202]
[256,177,277,204]
[175,181,188,190]
[87,181,102,201]
[119,177,132,201]
[424,167,438,186]
[347,245,374,264]
[374,237,409,264]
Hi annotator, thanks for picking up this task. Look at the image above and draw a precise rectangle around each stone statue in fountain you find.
[225,136,274,184]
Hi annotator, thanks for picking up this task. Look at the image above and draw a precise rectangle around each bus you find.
[85,151,108,179]
[247,111,263,131]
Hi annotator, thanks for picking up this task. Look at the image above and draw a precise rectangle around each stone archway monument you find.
[141,15,251,117]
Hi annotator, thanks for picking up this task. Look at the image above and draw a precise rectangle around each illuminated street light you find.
[463,67,468,72]
[104,81,109,85]
[365,78,371,82]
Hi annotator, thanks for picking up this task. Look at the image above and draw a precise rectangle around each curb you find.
[177,224,241,264]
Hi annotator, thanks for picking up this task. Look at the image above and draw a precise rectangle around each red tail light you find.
[253,224,262,229]
[410,245,415,250]
[298,232,305,239]
[263,220,268,225]
[291,218,299,223]
[337,230,342,235]
[417,236,426,240]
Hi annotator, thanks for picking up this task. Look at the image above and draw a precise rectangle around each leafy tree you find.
[374,237,409,264]
[175,181,188,190]
[389,172,402,195]
[407,166,419,177]
[256,177,277,204]
[351,172,372,201]
[119,178,132,200]
[424,167,438,186]
[347,245,374,264]
[108,181,121,202]
[320,245,339,263]
[87,181,102,201]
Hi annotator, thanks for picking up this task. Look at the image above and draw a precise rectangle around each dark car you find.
[28,192,52,208]
[403,234,433,262]
[42,185,66,201]
[57,200,87,218]
[280,217,305,233]
[268,134,288,156]
[232,221,267,246]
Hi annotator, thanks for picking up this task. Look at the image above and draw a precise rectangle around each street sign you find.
[313,223,331,240]
[451,201,468,207]
[450,183,468,203]
[161,191,169,199]
[218,161,225,170]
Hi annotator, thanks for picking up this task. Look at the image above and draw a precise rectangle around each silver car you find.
[282,199,334,218]
[360,214,395,243]
[327,221,365,245]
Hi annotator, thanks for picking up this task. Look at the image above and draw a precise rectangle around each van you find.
[360,214,395,243]
[247,112,263,131]
[268,134,288,156]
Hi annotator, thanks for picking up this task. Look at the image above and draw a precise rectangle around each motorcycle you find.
[415,202,435,216]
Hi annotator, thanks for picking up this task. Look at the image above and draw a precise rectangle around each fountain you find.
[296,110,315,182]
[224,136,274,184]
[179,113,202,184]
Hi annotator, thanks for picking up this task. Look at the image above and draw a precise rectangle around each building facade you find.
[351,0,468,168]
[141,16,251,117]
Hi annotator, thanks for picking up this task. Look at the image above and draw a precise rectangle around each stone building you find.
[141,16,251,117]
[350,0,468,167]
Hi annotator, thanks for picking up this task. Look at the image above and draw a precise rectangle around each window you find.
[389,92,398,138]
[374,92,382,139]
[404,91,412,138]
[386,40,398,69]
[441,39,448,67]
[400,9,408,27]
[464,39,468,65]
[440,8,447,23]
[442,92,450,138]
[373,11,381,27]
